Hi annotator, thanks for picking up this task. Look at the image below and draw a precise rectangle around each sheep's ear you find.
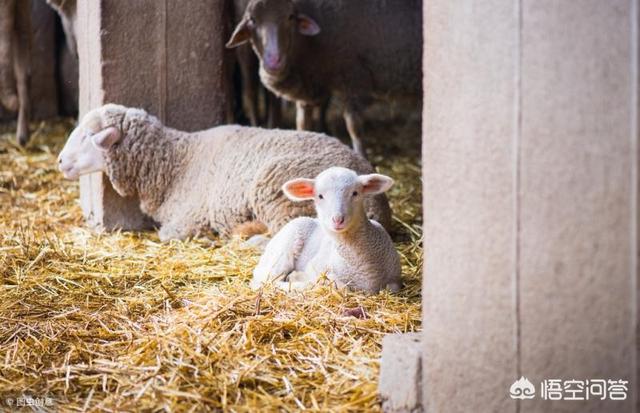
[226,19,251,48]
[91,127,121,151]
[297,14,320,36]
[282,178,315,201]
[359,174,394,195]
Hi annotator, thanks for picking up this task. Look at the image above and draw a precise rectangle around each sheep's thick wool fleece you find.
[90,106,391,237]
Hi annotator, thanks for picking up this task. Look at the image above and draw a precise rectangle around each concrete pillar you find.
[77,0,233,230]
[381,1,639,412]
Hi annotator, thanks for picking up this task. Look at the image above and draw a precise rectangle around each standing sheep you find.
[226,0,422,156]
[57,104,391,241]
[233,0,281,128]
[0,0,31,146]
[251,167,402,293]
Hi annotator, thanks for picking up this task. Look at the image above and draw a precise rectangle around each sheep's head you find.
[57,108,122,180]
[283,167,394,234]
[226,0,320,79]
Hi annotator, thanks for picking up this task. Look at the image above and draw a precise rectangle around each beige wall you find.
[422,1,638,412]
[77,0,232,230]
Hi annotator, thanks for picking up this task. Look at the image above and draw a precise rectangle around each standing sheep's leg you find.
[266,91,281,128]
[238,47,259,126]
[0,0,17,112]
[314,98,330,133]
[13,0,30,146]
[343,104,367,157]
[295,101,314,131]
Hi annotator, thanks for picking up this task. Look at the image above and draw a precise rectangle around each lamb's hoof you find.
[244,234,270,251]
[249,279,263,290]
[288,270,307,282]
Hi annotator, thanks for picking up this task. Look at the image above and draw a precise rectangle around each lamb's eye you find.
[352,191,358,197]
[318,194,324,200]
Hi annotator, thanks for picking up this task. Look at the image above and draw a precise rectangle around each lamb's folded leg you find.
[251,220,308,290]
[275,280,312,291]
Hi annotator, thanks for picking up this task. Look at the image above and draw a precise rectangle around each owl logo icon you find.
[510,376,536,400]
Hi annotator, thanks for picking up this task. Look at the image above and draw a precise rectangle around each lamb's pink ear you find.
[359,174,394,195]
[91,127,121,151]
[297,14,320,36]
[282,178,316,201]
[226,19,251,48]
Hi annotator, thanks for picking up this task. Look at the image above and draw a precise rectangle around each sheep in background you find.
[0,0,31,146]
[46,0,76,56]
[57,104,391,241]
[233,0,281,128]
[226,0,422,156]
[251,167,401,294]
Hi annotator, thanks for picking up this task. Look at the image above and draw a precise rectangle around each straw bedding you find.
[0,119,422,412]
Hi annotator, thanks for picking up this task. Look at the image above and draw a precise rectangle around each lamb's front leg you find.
[251,218,312,290]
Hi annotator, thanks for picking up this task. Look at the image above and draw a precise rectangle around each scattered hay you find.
[0,120,422,412]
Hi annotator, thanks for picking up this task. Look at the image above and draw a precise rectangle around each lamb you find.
[0,0,31,146]
[226,0,422,156]
[57,104,391,241]
[251,167,402,294]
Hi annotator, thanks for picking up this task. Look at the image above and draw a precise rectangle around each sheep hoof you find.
[16,128,29,147]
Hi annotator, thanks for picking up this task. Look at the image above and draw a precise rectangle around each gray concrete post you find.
[380,1,639,412]
[76,0,233,230]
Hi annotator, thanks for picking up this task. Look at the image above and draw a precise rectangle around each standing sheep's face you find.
[57,126,121,179]
[226,0,320,78]
[283,167,394,234]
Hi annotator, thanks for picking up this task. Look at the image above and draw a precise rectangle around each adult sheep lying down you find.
[57,104,391,241]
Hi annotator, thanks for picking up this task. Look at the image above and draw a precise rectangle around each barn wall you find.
[77,0,233,230]
[419,1,639,412]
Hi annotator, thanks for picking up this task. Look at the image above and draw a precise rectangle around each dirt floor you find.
[0,112,422,412]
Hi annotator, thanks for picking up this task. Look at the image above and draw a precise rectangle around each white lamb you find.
[57,104,392,241]
[251,167,402,294]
